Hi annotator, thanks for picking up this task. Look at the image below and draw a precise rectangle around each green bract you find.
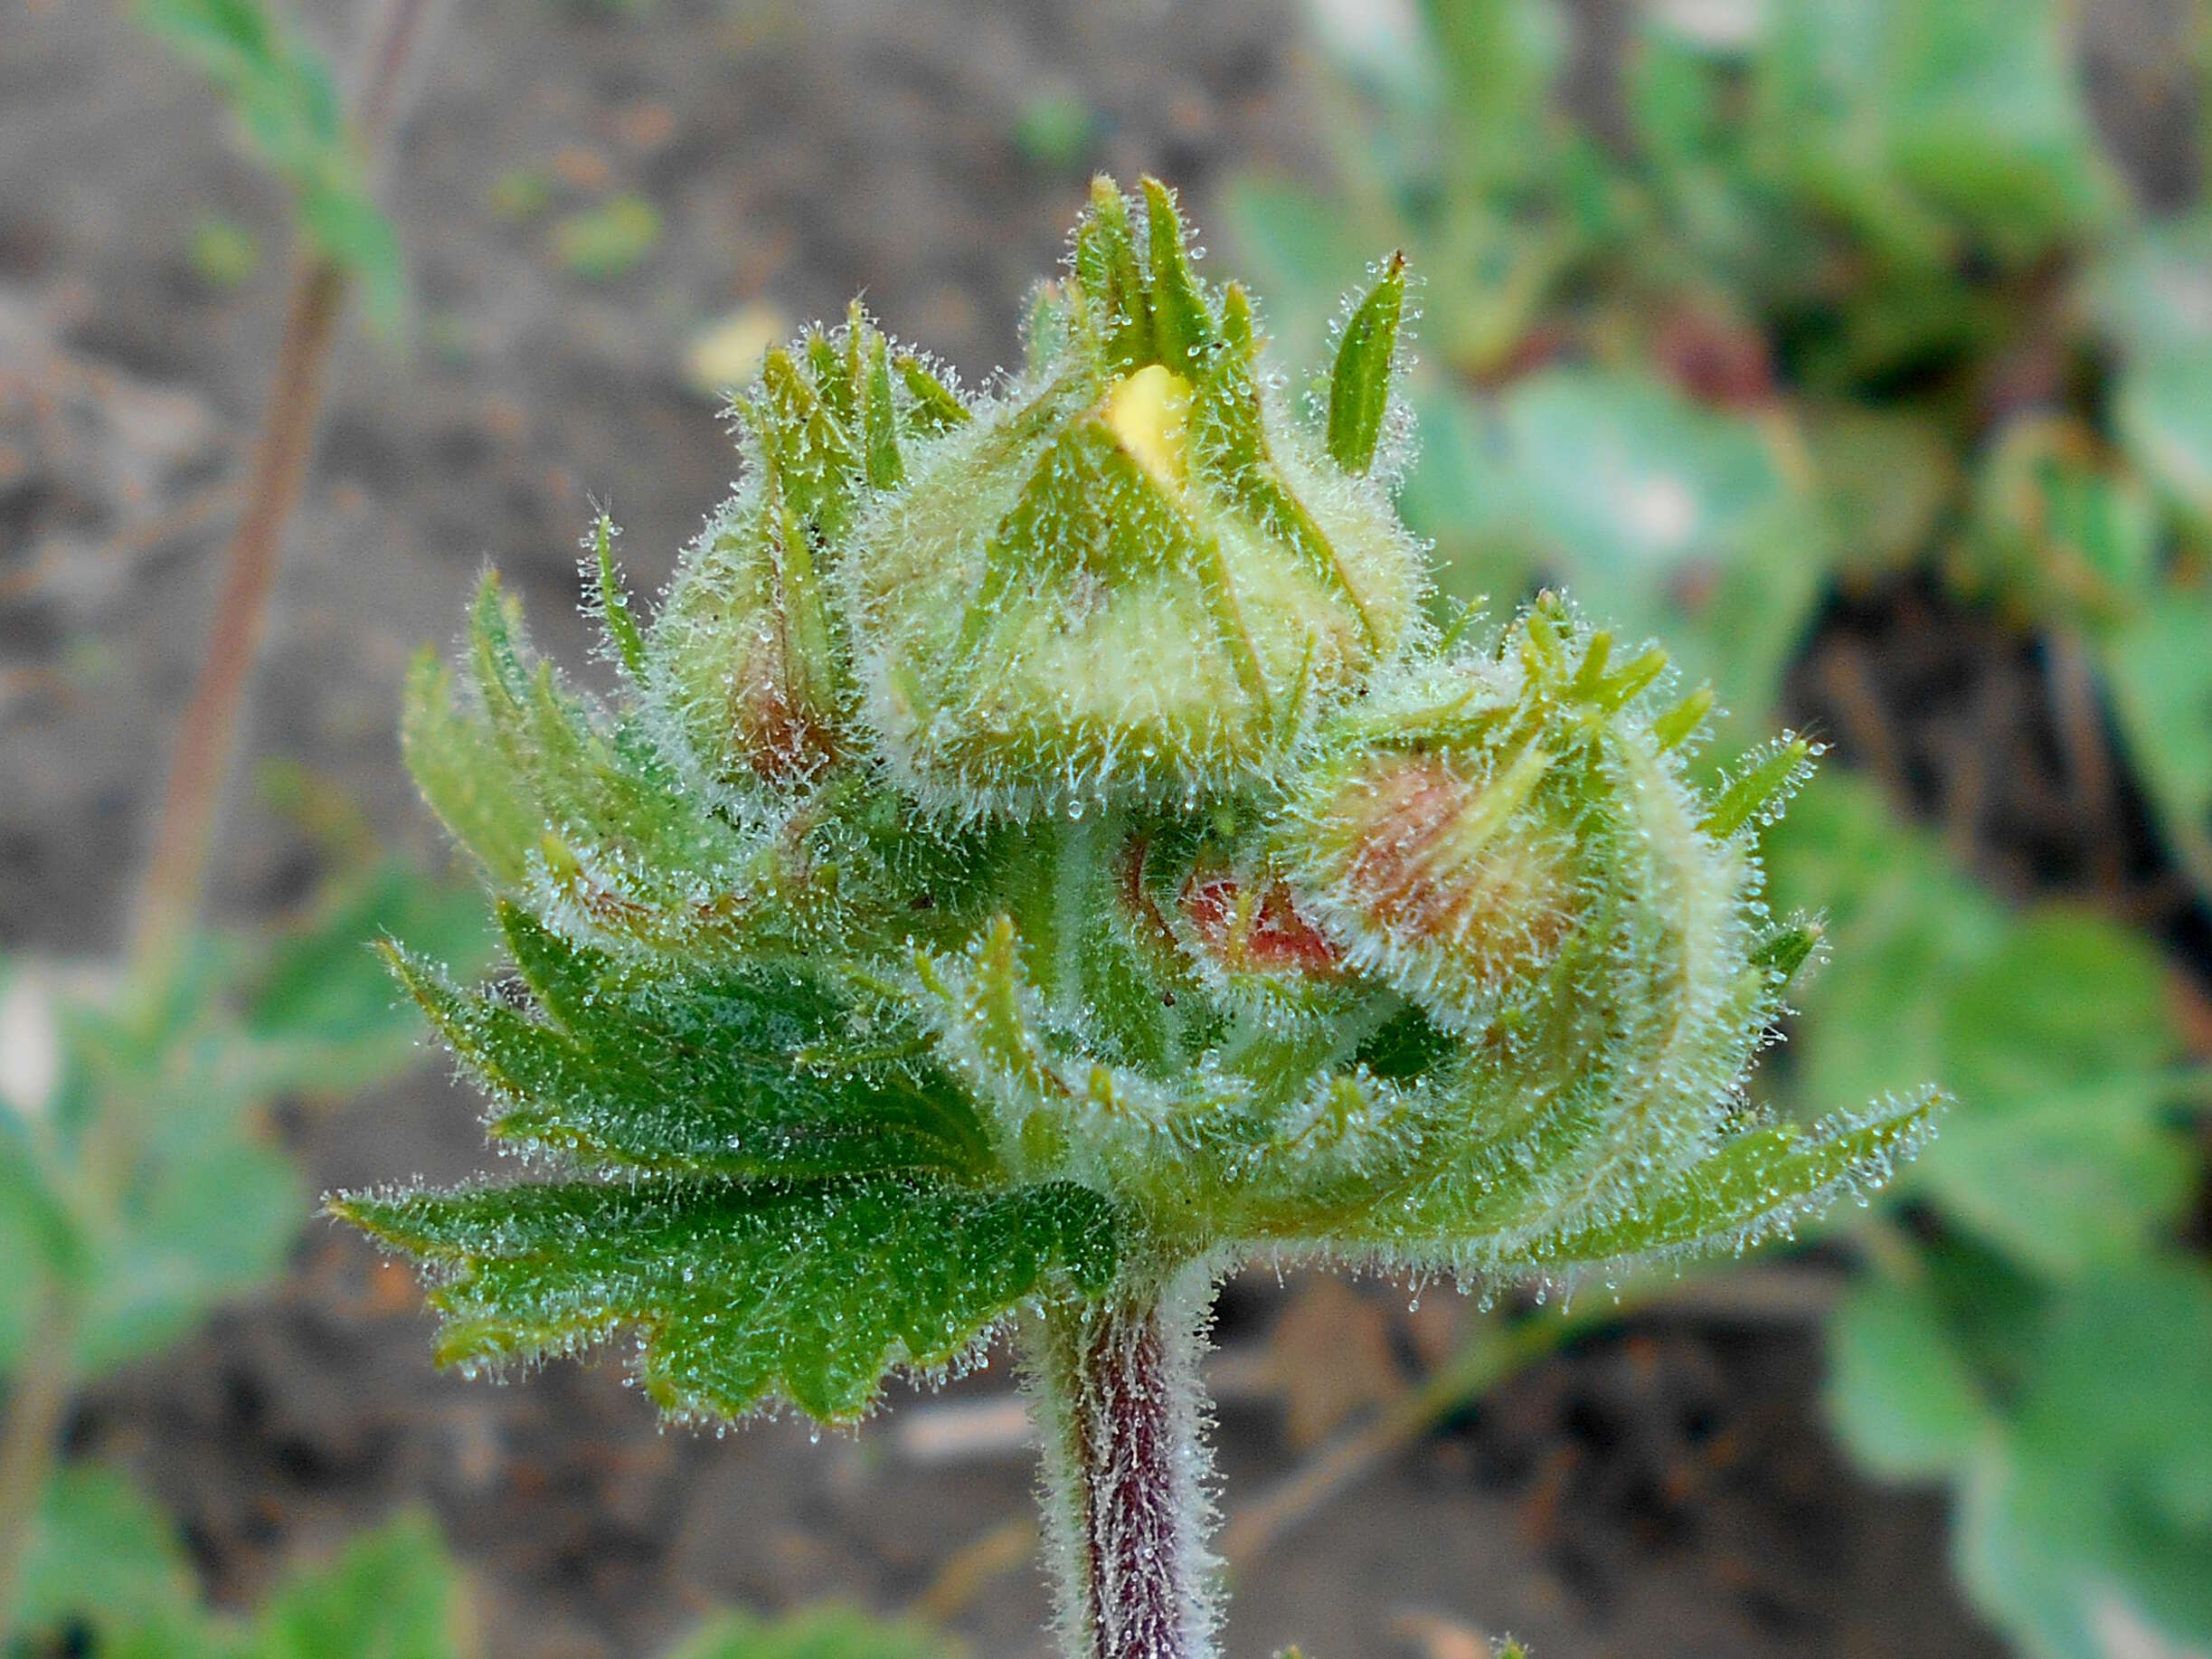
[337,177,1938,1428]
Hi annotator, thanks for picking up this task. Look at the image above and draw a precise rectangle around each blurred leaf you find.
[3,872,477,1383]
[103,1606,240,1659]
[1940,911,2176,1101]
[1958,1266,2212,1659]
[2013,1266,2212,1533]
[1921,1085,2196,1281]
[187,215,261,289]
[665,1605,955,1659]
[2094,216,2212,533]
[2090,213,2212,360]
[243,859,494,1085]
[79,1508,474,1659]
[135,0,405,324]
[1828,1274,1991,1481]
[1218,179,1383,376]
[1422,0,1570,181]
[251,1512,472,1659]
[1407,368,1830,722]
[1763,772,1998,1109]
[1961,418,2160,629]
[1802,403,1958,574]
[2100,585,2212,899]
[1758,0,2117,265]
[32,954,298,1375]
[487,167,553,224]
[2115,349,2212,535]
[76,1120,302,1376]
[14,1465,197,1642]
[0,969,82,1373]
[1926,914,2195,1276]
[555,193,662,281]
[1010,90,1097,171]
[1764,777,2198,1276]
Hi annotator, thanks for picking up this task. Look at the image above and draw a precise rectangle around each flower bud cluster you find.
[384,175,1932,1307]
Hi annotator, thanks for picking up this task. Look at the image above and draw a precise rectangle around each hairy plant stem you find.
[1030,1266,1220,1659]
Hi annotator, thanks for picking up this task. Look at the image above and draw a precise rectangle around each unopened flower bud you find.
[1290,746,1580,1034]
[845,176,1423,821]
[1283,600,1809,1066]
[652,308,926,792]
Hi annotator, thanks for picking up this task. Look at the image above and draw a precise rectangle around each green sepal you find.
[1186,289,1386,649]
[333,1173,1121,1423]
[1514,1087,1944,1269]
[1702,735,1818,839]
[894,354,969,433]
[752,346,864,546]
[400,646,540,886]
[590,513,648,678]
[1650,685,1715,752]
[1327,251,1406,476]
[409,572,778,951]
[1140,176,1217,365]
[1750,915,1826,990]
[861,327,904,488]
[1074,175,1152,371]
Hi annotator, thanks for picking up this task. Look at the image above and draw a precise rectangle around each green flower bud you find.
[650,308,930,795]
[843,177,1424,821]
[1283,598,1760,1049]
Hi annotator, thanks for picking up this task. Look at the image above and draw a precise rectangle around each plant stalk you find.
[1030,1269,1219,1659]
[0,1283,81,1635]
[130,254,349,977]
[129,0,446,980]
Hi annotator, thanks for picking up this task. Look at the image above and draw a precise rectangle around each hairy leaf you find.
[1509,1091,1941,1269]
[389,911,993,1180]
[335,1174,1120,1422]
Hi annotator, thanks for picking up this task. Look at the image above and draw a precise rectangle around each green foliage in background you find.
[15,1499,465,1659]
[1225,3,2212,1655]
[0,845,489,1647]
[136,0,405,323]
[664,1607,955,1659]
[12,1477,949,1659]
[0,864,485,1383]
